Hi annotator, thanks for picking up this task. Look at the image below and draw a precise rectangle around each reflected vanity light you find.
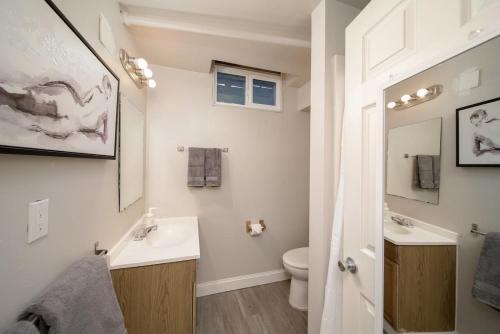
[416,88,429,98]
[119,49,156,89]
[401,94,412,103]
[387,84,443,111]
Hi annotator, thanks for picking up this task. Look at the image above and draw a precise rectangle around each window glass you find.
[216,72,246,105]
[252,79,277,106]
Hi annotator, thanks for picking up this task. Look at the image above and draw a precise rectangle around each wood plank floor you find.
[197,280,307,334]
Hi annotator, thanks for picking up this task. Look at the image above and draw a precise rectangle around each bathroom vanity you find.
[384,215,457,333]
[111,260,197,334]
[109,217,200,334]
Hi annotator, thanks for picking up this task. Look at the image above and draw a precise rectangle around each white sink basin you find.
[384,222,412,235]
[146,223,190,248]
[110,216,200,270]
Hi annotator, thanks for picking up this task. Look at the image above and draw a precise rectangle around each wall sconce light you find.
[119,49,156,89]
[387,84,443,111]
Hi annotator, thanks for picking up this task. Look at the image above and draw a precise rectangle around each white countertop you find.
[110,216,200,270]
[384,212,458,246]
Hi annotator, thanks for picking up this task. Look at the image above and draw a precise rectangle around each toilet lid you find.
[283,247,309,269]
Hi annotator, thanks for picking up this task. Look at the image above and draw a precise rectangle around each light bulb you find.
[387,101,397,109]
[401,94,412,103]
[143,68,153,79]
[416,88,429,98]
[147,79,157,88]
[133,58,148,70]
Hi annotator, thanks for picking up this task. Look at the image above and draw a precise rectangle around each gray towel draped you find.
[188,147,206,187]
[472,232,500,311]
[20,256,126,334]
[205,148,222,187]
[2,321,39,334]
[416,155,440,189]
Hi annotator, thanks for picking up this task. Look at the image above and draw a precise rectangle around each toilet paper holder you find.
[246,220,267,234]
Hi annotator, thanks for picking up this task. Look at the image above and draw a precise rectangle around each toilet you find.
[283,247,309,311]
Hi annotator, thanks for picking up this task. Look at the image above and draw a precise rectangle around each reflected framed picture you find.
[456,97,500,167]
[0,0,119,159]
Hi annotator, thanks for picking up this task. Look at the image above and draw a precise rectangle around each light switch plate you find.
[27,199,49,244]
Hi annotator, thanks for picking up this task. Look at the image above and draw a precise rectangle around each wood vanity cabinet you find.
[384,240,456,332]
[111,260,197,334]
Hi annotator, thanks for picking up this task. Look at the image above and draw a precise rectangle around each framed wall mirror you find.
[382,35,500,333]
[119,94,145,212]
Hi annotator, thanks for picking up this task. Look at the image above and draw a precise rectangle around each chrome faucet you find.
[133,224,158,241]
[391,215,414,228]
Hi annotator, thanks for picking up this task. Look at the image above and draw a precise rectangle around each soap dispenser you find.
[144,207,157,227]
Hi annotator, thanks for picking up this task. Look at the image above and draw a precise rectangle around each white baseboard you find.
[196,269,290,297]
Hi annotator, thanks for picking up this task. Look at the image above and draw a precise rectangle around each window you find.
[252,79,276,106]
[214,64,282,111]
[216,72,246,105]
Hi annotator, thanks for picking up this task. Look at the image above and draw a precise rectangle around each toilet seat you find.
[283,247,308,270]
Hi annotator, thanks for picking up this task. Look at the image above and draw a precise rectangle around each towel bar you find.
[24,245,108,331]
[471,224,487,236]
[177,146,229,152]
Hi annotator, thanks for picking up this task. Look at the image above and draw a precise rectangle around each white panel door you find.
[342,1,411,333]
[342,0,500,333]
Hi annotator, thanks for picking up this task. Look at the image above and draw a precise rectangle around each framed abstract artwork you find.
[0,0,119,159]
[456,97,500,167]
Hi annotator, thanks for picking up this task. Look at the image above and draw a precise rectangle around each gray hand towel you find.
[472,232,500,311]
[21,256,126,334]
[432,155,441,188]
[205,148,222,187]
[2,321,39,334]
[188,147,206,187]
[417,155,440,189]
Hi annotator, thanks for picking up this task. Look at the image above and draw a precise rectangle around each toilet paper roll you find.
[250,223,263,236]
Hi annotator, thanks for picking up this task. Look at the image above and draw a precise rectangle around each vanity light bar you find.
[119,49,156,89]
[387,84,443,111]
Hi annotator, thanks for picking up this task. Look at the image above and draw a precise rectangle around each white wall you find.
[0,0,146,330]
[308,1,359,333]
[146,65,310,283]
[386,36,500,334]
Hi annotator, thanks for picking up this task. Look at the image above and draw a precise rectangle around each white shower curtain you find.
[319,110,347,334]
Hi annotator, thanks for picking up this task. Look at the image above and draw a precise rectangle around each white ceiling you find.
[120,0,319,33]
[120,0,370,32]
[119,0,369,85]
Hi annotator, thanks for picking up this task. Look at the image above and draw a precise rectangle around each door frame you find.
[375,26,500,333]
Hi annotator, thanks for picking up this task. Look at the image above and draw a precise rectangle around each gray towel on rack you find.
[432,155,441,188]
[2,321,39,334]
[188,147,206,187]
[472,232,500,311]
[20,256,126,334]
[205,148,222,187]
[416,155,440,189]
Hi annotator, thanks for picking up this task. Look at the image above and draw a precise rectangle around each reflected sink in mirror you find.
[384,222,412,235]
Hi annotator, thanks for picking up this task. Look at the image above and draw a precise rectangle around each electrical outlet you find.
[27,199,49,244]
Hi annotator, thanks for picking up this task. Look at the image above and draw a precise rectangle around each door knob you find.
[338,257,357,274]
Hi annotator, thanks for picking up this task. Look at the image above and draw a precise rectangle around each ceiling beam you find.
[122,11,311,49]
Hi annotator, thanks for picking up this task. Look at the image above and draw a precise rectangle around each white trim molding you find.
[121,11,311,49]
[196,269,290,297]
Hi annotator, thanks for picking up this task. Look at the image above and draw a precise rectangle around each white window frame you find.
[213,64,282,112]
